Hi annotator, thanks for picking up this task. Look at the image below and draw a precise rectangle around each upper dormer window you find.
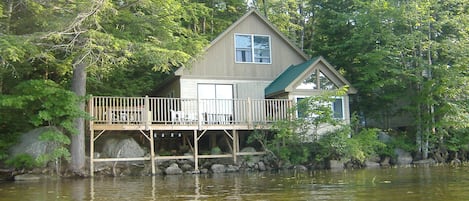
[235,34,271,64]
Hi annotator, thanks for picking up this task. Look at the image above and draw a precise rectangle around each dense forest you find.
[1,0,468,175]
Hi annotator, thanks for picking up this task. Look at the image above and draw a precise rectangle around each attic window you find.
[297,69,337,90]
[235,34,271,64]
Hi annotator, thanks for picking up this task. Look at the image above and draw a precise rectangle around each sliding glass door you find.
[198,84,233,124]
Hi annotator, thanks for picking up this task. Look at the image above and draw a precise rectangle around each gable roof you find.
[265,56,357,97]
[209,9,309,60]
[175,9,308,76]
[265,57,320,96]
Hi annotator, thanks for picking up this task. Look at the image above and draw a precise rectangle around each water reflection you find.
[1,166,469,201]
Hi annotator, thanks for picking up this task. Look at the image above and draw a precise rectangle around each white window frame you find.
[331,97,345,120]
[294,96,345,120]
[234,33,272,64]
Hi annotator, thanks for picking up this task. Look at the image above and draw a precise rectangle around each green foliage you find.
[36,147,71,167]
[5,154,36,169]
[0,80,83,163]
[210,146,222,155]
[384,131,417,154]
[443,128,469,152]
[248,88,357,165]
[2,79,85,133]
[315,126,385,163]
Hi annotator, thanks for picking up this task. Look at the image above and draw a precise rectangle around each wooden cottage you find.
[88,9,356,176]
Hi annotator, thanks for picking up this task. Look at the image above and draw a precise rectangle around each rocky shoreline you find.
[3,128,466,180]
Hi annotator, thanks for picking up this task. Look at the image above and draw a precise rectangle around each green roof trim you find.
[265,56,320,97]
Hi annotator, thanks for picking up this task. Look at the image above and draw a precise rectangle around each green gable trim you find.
[265,56,320,97]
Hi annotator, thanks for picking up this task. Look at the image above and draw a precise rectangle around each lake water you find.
[1,166,468,201]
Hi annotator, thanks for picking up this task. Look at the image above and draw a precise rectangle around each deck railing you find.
[90,96,292,128]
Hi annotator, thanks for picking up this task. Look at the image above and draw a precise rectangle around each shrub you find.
[6,154,37,169]
[1,80,85,169]
[314,126,385,163]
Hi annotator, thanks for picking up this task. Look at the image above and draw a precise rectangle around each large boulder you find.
[258,161,267,171]
[365,161,381,168]
[294,165,308,171]
[10,127,61,160]
[165,163,183,175]
[101,137,145,158]
[226,165,239,172]
[211,164,226,173]
[329,160,344,170]
[395,148,413,165]
[378,132,392,143]
[14,174,41,181]
[413,159,436,166]
[240,147,261,164]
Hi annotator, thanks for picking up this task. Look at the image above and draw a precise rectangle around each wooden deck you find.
[88,96,292,176]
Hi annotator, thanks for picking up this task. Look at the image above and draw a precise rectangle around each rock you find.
[14,174,41,181]
[395,148,413,165]
[365,161,381,168]
[10,127,62,162]
[240,147,261,163]
[450,159,461,166]
[413,159,436,166]
[240,147,256,153]
[329,160,344,170]
[226,165,239,172]
[102,137,145,158]
[211,164,226,173]
[258,161,266,171]
[184,153,194,162]
[380,157,391,167]
[294,165,308,171]
[180,163,194,172]
[0,169,13,181]
[378,132,392,143]
[165,163,183,175]
[200,169,209,174]
[246,161,256,168]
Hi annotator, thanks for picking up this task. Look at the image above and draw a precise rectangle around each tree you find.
[1,0,210,175]
[251,0,308,49]
[304,0,469,160]
[48,0,210,175]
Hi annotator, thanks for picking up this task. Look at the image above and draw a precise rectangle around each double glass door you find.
[198,84,233,124]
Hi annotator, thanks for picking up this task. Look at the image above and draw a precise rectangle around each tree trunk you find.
[70,60,87,176]
[5,0,14,34]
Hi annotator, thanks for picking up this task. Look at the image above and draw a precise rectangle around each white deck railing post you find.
[197,96,201,130]
[247,97,252,128]
[144,95,150,130]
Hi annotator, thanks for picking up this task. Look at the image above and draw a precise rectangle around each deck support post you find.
[193,130,199,171]
[233,130,238,164]
[90,130,94,177]
[150,129,155,175]
[89,96,94,177]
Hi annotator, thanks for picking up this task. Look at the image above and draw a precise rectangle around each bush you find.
[1,80,85,169]
[314,126,385,163]
[6,154,37,169]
